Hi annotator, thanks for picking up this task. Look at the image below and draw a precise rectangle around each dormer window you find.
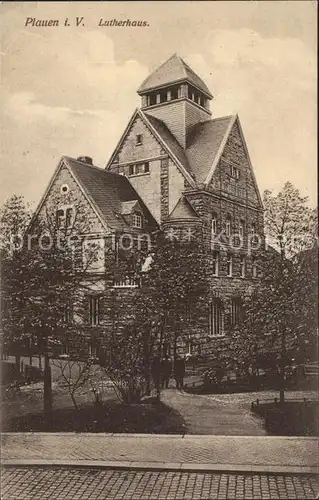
[132,213,142,228]
[136,134,143,146]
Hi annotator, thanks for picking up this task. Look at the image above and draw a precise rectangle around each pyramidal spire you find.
[138,54,212,98]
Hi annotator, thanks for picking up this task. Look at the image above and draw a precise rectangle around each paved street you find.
[2,466,319,499]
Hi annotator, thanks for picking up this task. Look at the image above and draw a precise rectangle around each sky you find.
[0,1,317,209]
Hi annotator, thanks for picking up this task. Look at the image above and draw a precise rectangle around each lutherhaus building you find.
[31,54,264,358]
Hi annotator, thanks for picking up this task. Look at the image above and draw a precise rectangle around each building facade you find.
[31,54,264,359]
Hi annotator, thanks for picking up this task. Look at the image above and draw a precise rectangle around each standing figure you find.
[174,356,186,390]
[151,355,161,399]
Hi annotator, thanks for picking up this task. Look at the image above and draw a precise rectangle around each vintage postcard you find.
[0,1,317,499]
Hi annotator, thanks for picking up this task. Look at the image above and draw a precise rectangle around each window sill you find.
[128,172,150,178]
[208,334,226,339]
[112,284,139,289]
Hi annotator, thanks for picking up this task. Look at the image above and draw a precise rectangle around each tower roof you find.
[138,53,213,98]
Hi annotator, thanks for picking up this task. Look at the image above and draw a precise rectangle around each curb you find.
[2,459,318,475]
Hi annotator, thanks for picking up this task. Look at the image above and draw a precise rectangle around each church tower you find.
[138,54,213,148]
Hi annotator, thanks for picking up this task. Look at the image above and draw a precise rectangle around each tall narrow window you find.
[240,255,246,278]
[88,342,98,358]
[209,299,224,337]
[252,257,257,278]
[226,216,231,237]
[251,224,256,236]
[231,298,243,327]
[56,209,64,229]
[144,162,150,173]
[89,296,100,326]
[211,214,217,236]
[212,251,219,277]
[65,207,74,229]
[239,220,244,238]
[136,134,143,145]
[63,304,73,324]
[132,213,142,228]
[226,253,233,277]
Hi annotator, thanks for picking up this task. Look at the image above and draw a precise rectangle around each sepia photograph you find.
[0,1,318,498]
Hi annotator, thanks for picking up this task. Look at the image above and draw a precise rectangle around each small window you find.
[226,253,233,277]
[252,257,257,278]
[226,216,232,237]
[89,296,100,326]
[239,220,244,238]
[88,342,98,358]
[132,213,142,228]
[144,162,149,173]
[240,255,245,278]
[60,184,69,194]
[136,134,143,146]
[251,224,256,236]
[56,209,64,229]
[65,207,74,229]
[212,251,219,277]
[211,215,217,236]
[171,87,179,100]
[129,165,135,176]
[63,305,73,324]
[230,166,240,179]
[150,94,157,106]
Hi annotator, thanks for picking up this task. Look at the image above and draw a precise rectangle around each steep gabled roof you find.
[168,196,199,221]
[64,157,158,231]
[138,53,213,98]
[144,113,193,176]
[185,115,235,185]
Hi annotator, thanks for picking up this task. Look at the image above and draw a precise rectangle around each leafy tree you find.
[235,183,317,403]
[1,194,100,416]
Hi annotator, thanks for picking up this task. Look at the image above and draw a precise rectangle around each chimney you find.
[77,156,93,165]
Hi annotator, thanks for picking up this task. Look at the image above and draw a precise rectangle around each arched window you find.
[209,299,224,337]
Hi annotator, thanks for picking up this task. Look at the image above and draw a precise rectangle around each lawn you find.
[1,357,186,434]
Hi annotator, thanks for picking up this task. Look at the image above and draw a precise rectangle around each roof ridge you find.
[64,156,126,179]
